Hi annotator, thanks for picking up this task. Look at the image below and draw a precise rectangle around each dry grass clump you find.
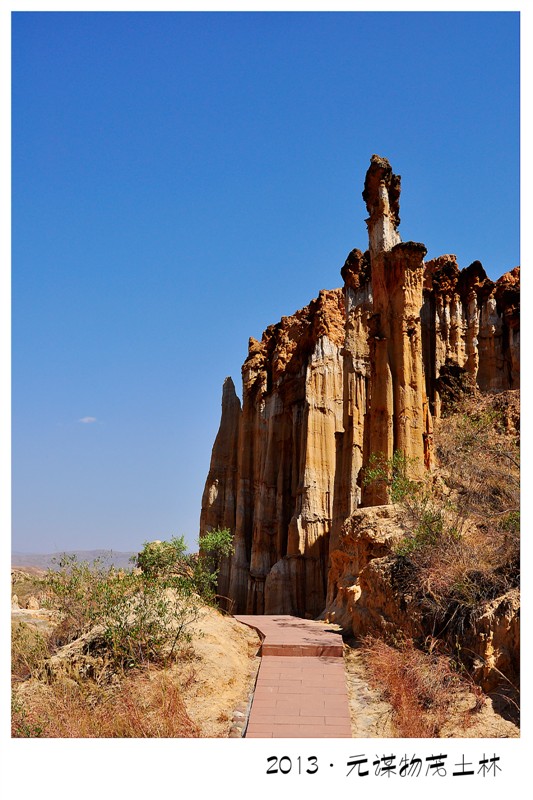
[11,622,51,683]
[12,670,199,738]
[435,390,519,521]
[360,636,481,737]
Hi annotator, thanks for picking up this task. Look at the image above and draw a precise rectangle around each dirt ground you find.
[171,606,261,737]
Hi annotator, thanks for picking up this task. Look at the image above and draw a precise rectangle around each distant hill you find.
[12,550,137,570]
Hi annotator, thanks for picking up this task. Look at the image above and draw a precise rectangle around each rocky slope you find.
[200,154,519,620]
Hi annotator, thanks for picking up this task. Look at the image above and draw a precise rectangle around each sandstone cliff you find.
[200,155,519,619]
[219,289,346,617]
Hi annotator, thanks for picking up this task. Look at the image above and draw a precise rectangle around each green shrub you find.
[135,528,234,603]
[43,554,200,669]
[362,450,418,504]
[135,536,188,579]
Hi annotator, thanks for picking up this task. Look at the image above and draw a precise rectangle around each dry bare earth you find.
[12,584,261,738]
[171,606,260,737]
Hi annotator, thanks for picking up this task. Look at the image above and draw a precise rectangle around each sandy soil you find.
[171,606,261,737]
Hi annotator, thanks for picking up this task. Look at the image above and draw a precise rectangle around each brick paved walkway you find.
[235,615,352,738]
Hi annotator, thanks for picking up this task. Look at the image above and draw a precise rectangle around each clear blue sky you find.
[12,11,519,554]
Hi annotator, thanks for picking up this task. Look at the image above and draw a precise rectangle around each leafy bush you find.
[194,527,234,602]
[135,537,188,579]
[43,554,200,669]
[41,529,235,671]
[134,527,234,603]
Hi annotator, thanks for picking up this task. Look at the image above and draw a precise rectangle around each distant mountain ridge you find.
[12,550,137,570]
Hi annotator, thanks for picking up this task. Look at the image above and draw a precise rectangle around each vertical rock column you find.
[330,249,372,552]
[228,339,267,613]
[361,155,432,504]
[386,242,432,473]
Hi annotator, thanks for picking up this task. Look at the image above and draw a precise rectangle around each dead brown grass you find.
[360,636,481,737]
[435,390,519,522]
[12,669,199,738]
[11,622,51,683]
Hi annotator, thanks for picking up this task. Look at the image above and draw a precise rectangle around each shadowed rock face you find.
[422,257,520,416]
[200,155,519,617]
[199,376,241,602]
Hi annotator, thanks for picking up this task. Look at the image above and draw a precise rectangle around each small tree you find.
[362,450,417,504]
[194,528,234,602]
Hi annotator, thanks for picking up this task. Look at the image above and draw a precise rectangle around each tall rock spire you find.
[363,154,402,256]
[361,155,432,504]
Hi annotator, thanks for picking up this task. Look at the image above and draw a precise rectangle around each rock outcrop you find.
[326,505,409,632]
[326,503,519,693]
[200,155,519,619]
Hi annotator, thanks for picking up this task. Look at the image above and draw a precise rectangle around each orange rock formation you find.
[200,155,519,617]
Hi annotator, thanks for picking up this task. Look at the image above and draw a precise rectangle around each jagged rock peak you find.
[242,288,345,385]
[362,154,401,228]
[221,376,240,405]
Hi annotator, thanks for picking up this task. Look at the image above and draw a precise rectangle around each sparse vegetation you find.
[360,635,484,737]
[11,529,246,738]
[361,391,520,719]
[11,622,51,682]
[363,392,519,640]
[42,554,201,668]
[362,449,416,504]
[12,670,199,738]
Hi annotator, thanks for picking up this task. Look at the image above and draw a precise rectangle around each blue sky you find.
[12,10,520,554]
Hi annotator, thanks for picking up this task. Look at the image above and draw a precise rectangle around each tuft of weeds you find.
[360,636,467,737]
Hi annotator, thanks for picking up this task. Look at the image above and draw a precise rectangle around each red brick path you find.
[235,615,352,738]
